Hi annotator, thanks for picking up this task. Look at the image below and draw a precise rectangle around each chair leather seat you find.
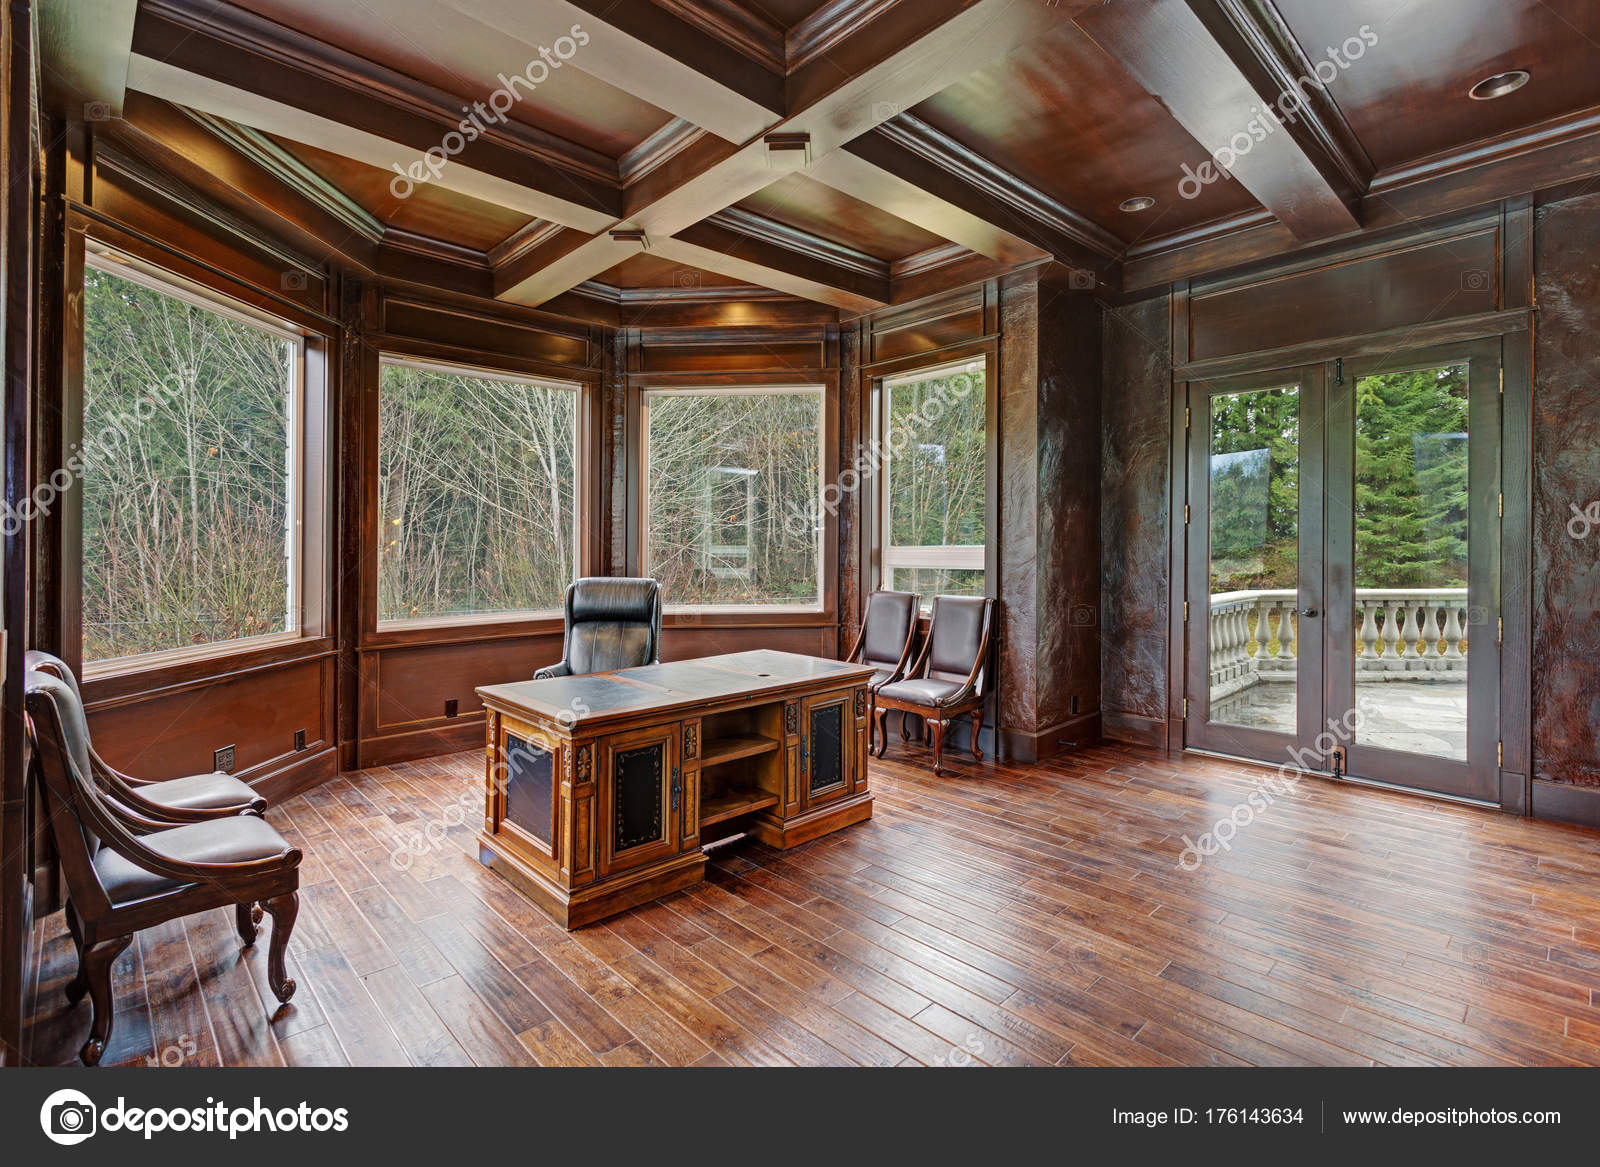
[868,667,895,690]
[141,772,259,812]
[876,677,967,705]
[93,816,291,905]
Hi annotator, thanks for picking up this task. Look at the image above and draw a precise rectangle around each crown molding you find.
[619,117,708,186]
[1203,0,1373,196]
[141,0,620,186]
[571,279,797,306]
[889,241,970,280]
[649,0,785,73]
[873,114,1125,259]
[179,108,385,244]
[1369,103,1600,196]
[705,207,889,280]
[787,0,906,72]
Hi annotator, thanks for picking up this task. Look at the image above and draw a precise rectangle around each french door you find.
[1184,339,1502,802]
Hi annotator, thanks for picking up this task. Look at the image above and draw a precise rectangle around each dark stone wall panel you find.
[1100,291,1172,735]
[1532,193,1600,787]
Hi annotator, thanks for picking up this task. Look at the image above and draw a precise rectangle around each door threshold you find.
[1180,746,1498,810]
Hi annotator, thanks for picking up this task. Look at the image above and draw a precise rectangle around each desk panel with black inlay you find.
[476,651,874,929]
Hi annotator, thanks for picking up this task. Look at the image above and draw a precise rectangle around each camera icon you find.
[280,271,309,292]
[40,1089,97,1145]
[1067,268,1097,291]
[1465,605,1489,626]
[1069,603,1097,626]
[1461,269,1491,292]
[674,269,701,289]
[83,101,111,122]
[872,101,900,122]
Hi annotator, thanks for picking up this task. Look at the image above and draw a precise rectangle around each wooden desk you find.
[476,650,875,928]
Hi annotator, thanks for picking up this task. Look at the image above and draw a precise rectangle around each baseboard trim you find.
[1530,778,1600,829]
[1101,708,1170,751]
[250,745,338,803]
[359,718,484,769]
[998,711,1102,763]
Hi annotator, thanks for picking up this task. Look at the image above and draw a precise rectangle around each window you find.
[878,359,987,597]
[81,257,309,665]
[642,386,823,609]
[378,357,580,624]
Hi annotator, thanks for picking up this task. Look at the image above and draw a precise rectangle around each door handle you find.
[1297,607,1319,618]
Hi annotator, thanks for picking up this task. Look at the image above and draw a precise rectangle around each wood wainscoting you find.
[22,741,1600,1067]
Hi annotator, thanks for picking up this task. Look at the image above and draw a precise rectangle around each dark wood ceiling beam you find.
[1075,0,1360,241]
[129,0,621,231]
[830,115,1124,271]
[497,0,1094,305]
[1123,103,1600,290]
[456,0,786,143]
[663,219,889,311]
[36,0,137,120]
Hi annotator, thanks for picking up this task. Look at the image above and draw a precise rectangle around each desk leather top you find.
[476,650,875,728]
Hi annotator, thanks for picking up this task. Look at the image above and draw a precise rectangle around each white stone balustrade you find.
[1207,587,1469,697]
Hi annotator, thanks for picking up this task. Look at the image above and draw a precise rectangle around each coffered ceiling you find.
[40,0,1600,316]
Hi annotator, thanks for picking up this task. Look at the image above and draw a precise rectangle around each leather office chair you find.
[871,595,996,776]
[25,650,266,820]
[24,670,302,1065]
[844,590,920,753]
[535,577,663,679]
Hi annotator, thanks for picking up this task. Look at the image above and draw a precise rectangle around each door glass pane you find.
[1352,363,1469,760]
[1207,386,1299,732]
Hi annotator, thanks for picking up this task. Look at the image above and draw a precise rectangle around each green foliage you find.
[1353,364,1468,588]
[646,391,820,606]
[1208,386,1299,591]
[377,363,576,621]
[82,266,293,661]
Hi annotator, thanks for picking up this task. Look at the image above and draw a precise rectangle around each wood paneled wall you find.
[1098,191,1600,827]
[1099,289,1174,749]
[1529,191,1600,806]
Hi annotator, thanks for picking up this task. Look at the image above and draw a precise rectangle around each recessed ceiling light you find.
[1469,70,1530,100]
[1120,196,1156,213]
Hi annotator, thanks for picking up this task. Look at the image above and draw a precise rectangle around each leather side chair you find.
[844,590,920,753]
[25,650,266,821]
[871,595,996,776]
[535,577,663,679]
[24,670,302,1065]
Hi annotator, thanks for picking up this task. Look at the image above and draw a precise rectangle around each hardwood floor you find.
[23,739,1600,1067]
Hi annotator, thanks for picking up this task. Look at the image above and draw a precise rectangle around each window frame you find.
[638,383,828,615]
[373,353,587,631]
[79,248,317,678]
[875,356,990,600]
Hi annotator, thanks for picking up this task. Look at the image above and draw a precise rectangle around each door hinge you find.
[1184,503,1191,525]
[1185,405,1191,431]
[1499,368,1504,395]
[1334,357,1344,385]
[1184,600,1189,622]
[1498,740,1504,767]
[1498,492,1503,518]
[1183,698,1189,718]
[1498,617,1503,644]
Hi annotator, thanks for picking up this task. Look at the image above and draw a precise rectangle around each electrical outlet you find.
[445,698,459,719]
[293,729,306,751]
[214,744,236,773]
